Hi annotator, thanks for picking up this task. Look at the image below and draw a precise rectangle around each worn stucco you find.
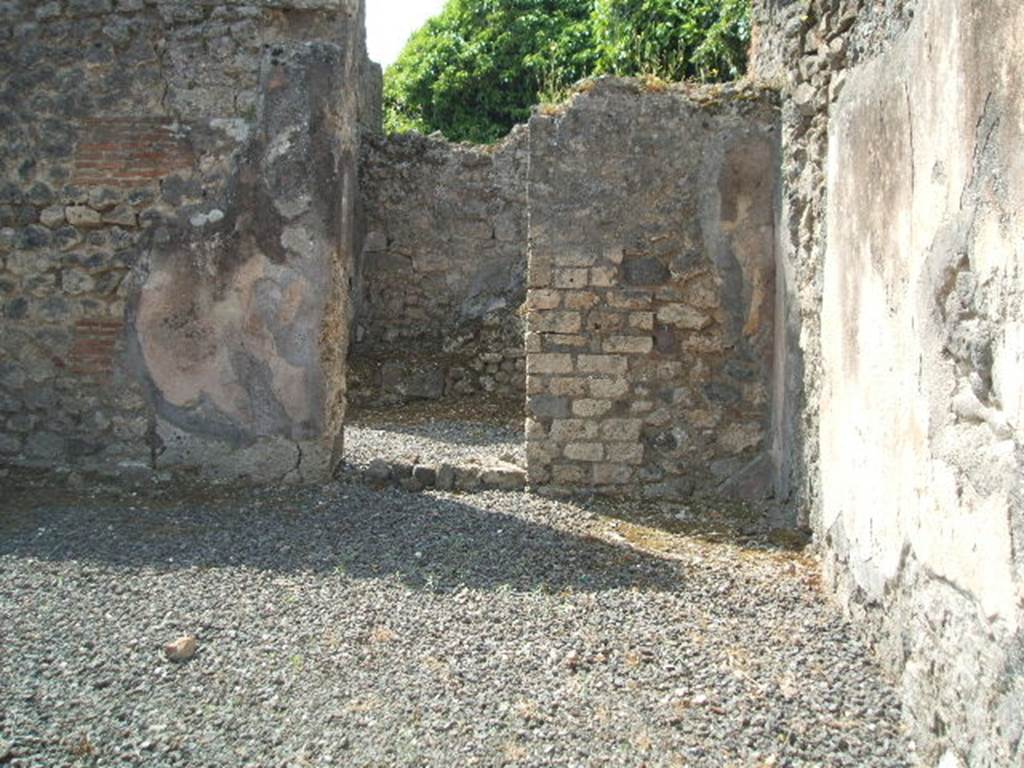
[818,0,1023,763]
[132,42,359,482]
[0,0,374,484]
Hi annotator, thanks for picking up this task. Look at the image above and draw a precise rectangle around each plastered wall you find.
[754,0,1024,763]
[0,0,376,483]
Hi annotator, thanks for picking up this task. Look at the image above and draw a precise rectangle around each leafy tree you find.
[384,0,597,144]
[591,0,751,83]
[383,0,752,143]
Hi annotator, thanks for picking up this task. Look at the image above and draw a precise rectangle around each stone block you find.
[572,399,612,418]
[436,464,456,491]
[546,377,589,397]
[589,377,630,399]
[526,375,548,395]
[454,466,482,492]
[525,419,547,439]
[593,463,632,485]
[549,419,599,442]
[590,266,617,287]
[541,334,588,351]
[480,463,526,491]
[600,419,643,441]
[604,336,654,355]
[528,262,552,288]
[412,464,437,487]
[657,303,712,330]
[531,311,581,334]
[551,463,588,484]
[564,442,604,462]
[585,311,626,333]
[527,353,573,375]
[40,206,66,228]
[529,395,570,419]
[629,312,655,330]
[684,276,722,309]
[603,246,625,265]
[563,291,599,310]
[577,355,628,374]
[63,270,97,295]
[553,249,597,267]
[102,205,137,228]
[606,442,644,465]
[65,206,103,229]
[553,268,588,289]
[526,440,560,465]
[527,289,561,310]
[526,463,550,485]
[606,290,652,310]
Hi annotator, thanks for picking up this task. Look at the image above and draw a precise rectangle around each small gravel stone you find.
[0,478,914,767]
[164,635,197,662]
[343,419,525,472]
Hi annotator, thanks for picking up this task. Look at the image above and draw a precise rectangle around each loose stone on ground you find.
[0,478,913,767]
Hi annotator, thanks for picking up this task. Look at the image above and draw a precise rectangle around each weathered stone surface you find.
[0,0,376,484]
[132,42,357,482]
[350,127,528,406]
[751,0,1024,763]
[163,635,197,662]
[525,78,780,503]
[380,360,445,401]
[411,464,437,487]
[811,0,1024,763]
[479,462,526,491]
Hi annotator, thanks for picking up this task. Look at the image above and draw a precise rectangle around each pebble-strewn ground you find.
[343,420,526,472]
[0,475,914,767]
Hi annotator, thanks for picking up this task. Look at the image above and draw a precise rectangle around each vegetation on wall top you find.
[383,0,752,144]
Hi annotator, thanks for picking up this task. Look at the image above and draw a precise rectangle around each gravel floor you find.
[343,420,526,470]
[0,478,914,767]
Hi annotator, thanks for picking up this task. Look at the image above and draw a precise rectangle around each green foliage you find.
[384,0,597,144]
[384,0,751,144]
[591,0,751,82]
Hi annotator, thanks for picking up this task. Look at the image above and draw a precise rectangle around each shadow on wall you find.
[0,485,686,595]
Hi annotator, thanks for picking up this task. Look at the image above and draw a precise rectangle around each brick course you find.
[525,79,780,501]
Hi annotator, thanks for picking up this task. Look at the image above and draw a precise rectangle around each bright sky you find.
[366,0,448,68]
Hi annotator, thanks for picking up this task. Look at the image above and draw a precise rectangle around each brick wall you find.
[525,79,781,502]
[0,0,375,482]
[72,118,193,188]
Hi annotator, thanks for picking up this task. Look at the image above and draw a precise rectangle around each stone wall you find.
[753,0,1024,764]
[350,128,528,406]
[0,0,375,483]
[525,79,781,501]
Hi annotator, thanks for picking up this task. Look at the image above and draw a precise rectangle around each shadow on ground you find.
[0,476,701,595]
